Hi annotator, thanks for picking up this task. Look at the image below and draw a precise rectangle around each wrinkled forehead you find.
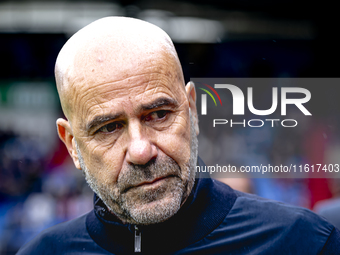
[69,46,186,132]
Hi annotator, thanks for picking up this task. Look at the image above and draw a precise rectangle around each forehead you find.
[68,48,185,126]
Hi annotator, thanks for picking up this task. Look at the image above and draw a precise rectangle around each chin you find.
[127,190,183,225]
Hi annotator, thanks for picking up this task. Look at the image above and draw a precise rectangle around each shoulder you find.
[213,179,331,229]
[232,189,332,231]
[207,180,339,254]
[16,212,109,255]
[17,214,88,254]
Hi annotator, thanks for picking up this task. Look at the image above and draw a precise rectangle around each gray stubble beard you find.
[76,112,198,225]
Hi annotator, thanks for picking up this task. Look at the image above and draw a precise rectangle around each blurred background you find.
[1,0,340,254]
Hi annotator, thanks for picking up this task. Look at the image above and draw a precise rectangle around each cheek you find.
[83,142,124,184]
[155,116,192,166]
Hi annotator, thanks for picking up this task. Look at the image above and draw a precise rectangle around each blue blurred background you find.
[1,1,340,254]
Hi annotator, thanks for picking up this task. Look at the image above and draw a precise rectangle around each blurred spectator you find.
[314,179,340,229]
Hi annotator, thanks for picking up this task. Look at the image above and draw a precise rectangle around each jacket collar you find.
[86,157,237,254]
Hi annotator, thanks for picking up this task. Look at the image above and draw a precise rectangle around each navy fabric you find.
[17,214,112,254]
[17,158,340,254]
[86,175,237,254]
[320,227,340,255]
[175,191,335,255]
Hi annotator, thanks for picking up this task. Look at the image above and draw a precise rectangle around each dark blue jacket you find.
[17,158,340,254]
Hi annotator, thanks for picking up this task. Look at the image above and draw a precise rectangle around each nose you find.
[125,120,158,165]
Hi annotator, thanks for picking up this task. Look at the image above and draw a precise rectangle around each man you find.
[18,17,339,254]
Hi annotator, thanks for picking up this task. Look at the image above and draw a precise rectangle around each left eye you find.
[145,110,168,121]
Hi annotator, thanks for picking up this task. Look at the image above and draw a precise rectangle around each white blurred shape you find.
[22,193,56,228]
[169,17,224,43]
[0,2,123,33]
[140,9,224,43]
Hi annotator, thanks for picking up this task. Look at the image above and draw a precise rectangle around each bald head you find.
[55,16,183,121]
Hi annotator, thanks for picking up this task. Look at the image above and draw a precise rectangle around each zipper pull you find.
[134,225,141,252]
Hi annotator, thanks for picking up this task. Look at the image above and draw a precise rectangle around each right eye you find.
[98,122,123,133]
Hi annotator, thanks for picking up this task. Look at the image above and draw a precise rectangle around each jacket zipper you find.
[134,225,141,252]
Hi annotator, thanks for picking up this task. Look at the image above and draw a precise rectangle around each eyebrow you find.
[138,97,178,112]
[85,97,178,132]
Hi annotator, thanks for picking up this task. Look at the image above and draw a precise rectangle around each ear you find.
[185,81,199,135]
[56,118,81,170]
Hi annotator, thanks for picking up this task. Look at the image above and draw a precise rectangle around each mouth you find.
[136,176,171,187]
[124,175,177,192]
